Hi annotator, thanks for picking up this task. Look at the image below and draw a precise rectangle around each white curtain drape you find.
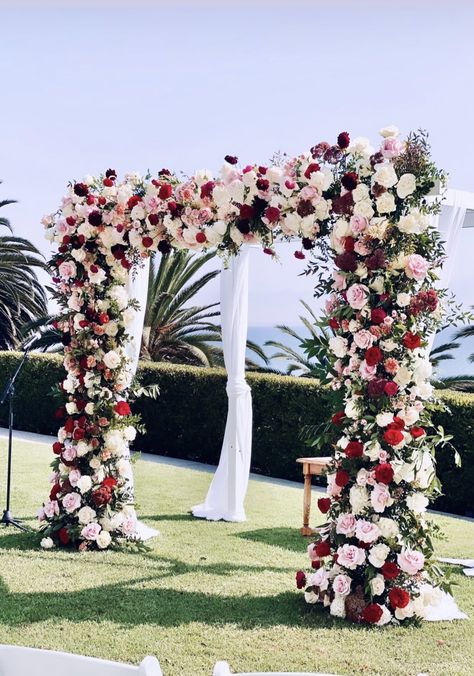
[192,246,253,522]
[426,191,468,355]
[124,258,158,540]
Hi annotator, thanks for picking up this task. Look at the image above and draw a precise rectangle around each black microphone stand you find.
[0,345,34,531]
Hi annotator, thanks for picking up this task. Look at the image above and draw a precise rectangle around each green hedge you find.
[0,351,473,516]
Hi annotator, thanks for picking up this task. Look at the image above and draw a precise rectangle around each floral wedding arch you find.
[39,126,462,626]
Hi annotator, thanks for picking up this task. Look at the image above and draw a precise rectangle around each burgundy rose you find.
[341,172,358,191]
[52,441,63,455]
[158,168,171,176]
[302,237,315,250]
[159,184,173,200]
[337,131,350,149]
[366,249,387,271]
[315,539,331,557]
[304,163,320,179]
[388,587,410,609]
[332,191,354,216]
[256,178,269,191]
[370,308,387,325]
[310,141,330,159]
[158,240,171,255]
[317,497,331,514]
[367,378,388,398]
[335,469,350,487]
[410,426,425,439]
[127,195,142,209]
[264,206,280,223]
[331,411,344,425]
[294,250,305,260]
[384,381,399,397]
[365,346,383,366]
[296,570,307,589]
[237,220,251,234]
[374,463,394,484]
[382,561,400,580]
[88,210,102,227]
[105,168,117,179]
[200,181,215,199]
[91,486,112,507]
[73,182,88,197]
[240,204,255,220]
[297,199,315,218]
[361,603,383,624]
[148,213,160,225]
[344,236,355,252]
[335,251,357,272]
[58,527,70,545]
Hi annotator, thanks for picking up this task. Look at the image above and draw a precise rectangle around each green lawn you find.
[0,438,473,676]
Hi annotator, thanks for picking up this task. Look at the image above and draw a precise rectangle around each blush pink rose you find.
[68,469,82,487]
[43,500,59,518]
[336,513,357,536]
[62,446,77,462]
[355,519,381,544]
[397,549,425,575]
[58,260,77,279]
[308,567,330,591]
[62,491,82,514]
[337,544,366,570]
[332,271,347,291]
[381,137,404,159]
[346,284,370,310]
[354,240,371,256]
[350,215,368,234]
[359,360,377,381]
[371,483,394,514]
[332,573,352,596]
[81,522,101,541]
[121,517,137,536]
[405,254,430,281]
[353,330,375,350]
[307,543,320,561]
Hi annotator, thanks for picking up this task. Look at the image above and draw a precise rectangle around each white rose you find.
[329,595,346,618]
[353,199,374,219]
[108,285,128,310]
[349,485,369,514]
[350,136,373,155]
[368,543,390,568]
[103,350,121,369]
[393,459,415,484]
[376,192,396,214]
[373,164,398,188]
[379,125,400,138]
[396,173,416,199]
[122,307,136,327]
[314,199,331,220]
[344,397,361,419]
[396,293,411,307]
[65,402,77,414]
[76,440,91,457]
[365,441,382,461]
[399,406,419,426]
[77,476,92,493]
[304,590,319,604]
[89,457,101,470]
[377,605,393,626]
[40,537,55,549]
[329,336,348,359]
[123,426,137,441]
[380,339,397,352]
[413,359,432,386]
[378,517,399,539]
[104,322,119,337]
[370,574,385,596]
[376,412,394,427]
[351,183,370,203]
[96,530,112,549]
[394,366,413,388]
[370,276,385,294]
[406,492,429,514]
[85,403,94,415]
[78,506,97,524]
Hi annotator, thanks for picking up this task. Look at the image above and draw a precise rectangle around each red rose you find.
[72,427,85,440]
[304,163,320,179]
[384,381,399,397]
[98,312,109,324]
[345,440,364,458]
[331,411,344,425]
[382,561,400,580]
[403,332,422,350]
[264,206,280,223]
[196,232,207,244]
[371,308,387,325]
[329,317,339,330]
[315,539,331,557]
[383,428,404,446]
[52,441,63,455]
[102,476,117,489]
[127,195,141,210]
[388,416,405,430]
[361,603,383,624]
[58,527,70,545]
[337,131,350,149]
[296,570,307,589]
[91,487,112,507]
[388,587,410,609]
[294,250,305,260]
[335,469,350,487]
[64,417,75,433]
[317,498,331,514]
[142,236,154,248]
[114,401,131,416]
[365,346,383,366]
[410,426,425,439]
[374,462,394,484]
[239,204,254,220]
[50,483,61,500]
[256,178,270,191]
[103,177,114,187]
[341,171,358,191]
[148,213,159,226]
[158,184,173,200]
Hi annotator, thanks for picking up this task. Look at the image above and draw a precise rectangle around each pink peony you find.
[355,519,381,544]
[397,549,425,575]
[81,522,101,541]
[346,284,370,310]
[405,254,430,281]
[62,491,82,514]
[337,544,366,570]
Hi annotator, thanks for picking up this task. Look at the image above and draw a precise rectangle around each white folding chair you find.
[0,645,162,676]
[213,661,340,676]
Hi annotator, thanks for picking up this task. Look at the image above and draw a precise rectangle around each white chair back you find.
[0,645,162,676]
[213,661,340,676]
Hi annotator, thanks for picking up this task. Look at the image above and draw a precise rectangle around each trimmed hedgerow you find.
[0,351,472,515]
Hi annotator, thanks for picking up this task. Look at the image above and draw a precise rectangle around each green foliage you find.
[0,351,473,515]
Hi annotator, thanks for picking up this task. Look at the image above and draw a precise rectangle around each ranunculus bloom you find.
[382,561,400,580]
[403,332,422,350]
[317,497,331,514]
[365,346,383,366]
[374,463,394,484]
[345,440,364,458]
[362,603,383,624]
[388,587,410,609]
[371,308,387,325]
[383,428,404,446]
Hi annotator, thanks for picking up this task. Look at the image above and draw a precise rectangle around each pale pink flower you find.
[58,261,77,279]
[350,215,368,234]
[62,445,77,462]
[69,469,82,487]
[81,522,101,541]
[346,284,370,310]
[381,137,404,159]
[308,568,330,591]
[398,549,425,575]
[353,330,374,350]
[332,271,347,291]
[359,360,377,381]
[355,519,381,544]
[43,500,60,518]
[384,357,399,374]
[336,513,357,536]
[337,544,366,570]
[62,492,82,514]
[371,483,394,513]
[354,240,371,256]
[333,574,352,596]
[405,254,430,281]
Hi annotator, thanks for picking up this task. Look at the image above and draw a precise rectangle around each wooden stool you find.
[296,456,331,536]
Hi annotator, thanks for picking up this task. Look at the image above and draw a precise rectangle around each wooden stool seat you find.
[296,456,331,536]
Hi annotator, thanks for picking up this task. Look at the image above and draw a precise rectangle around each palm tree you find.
[454,309,474,364]
[430,312,474,392]
[141,250,268,368]
[264,300,329,378]
[429,340,460,368]
[0,186,48,350]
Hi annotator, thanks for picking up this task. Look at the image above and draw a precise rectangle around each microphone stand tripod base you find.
[0,509,28,532]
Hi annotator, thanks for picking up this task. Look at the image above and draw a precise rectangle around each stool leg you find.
[301,472,313,536]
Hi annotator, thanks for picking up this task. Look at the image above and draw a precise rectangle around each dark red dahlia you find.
[341,172,358,191]
[296,199,315,218]
[73,182,88,197]
[224,155,238,165]
[335,251,357,272]
[337,131,350,149]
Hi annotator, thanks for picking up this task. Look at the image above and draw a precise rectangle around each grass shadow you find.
[235,527,308,554]
[0,529,40,551]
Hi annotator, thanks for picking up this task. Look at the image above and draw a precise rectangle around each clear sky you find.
[1,0,473,330]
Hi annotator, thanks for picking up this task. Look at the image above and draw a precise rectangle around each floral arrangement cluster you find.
[295,126,453,625]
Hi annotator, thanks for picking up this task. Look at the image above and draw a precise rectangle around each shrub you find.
[0,351,473,515]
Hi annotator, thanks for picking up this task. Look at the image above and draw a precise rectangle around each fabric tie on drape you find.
[426,190,468,356]
[193,246,252,522]
[123,258,158,540]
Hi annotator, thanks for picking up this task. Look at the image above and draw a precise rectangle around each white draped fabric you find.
[192,246,253,522]
[124,258,158,541]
